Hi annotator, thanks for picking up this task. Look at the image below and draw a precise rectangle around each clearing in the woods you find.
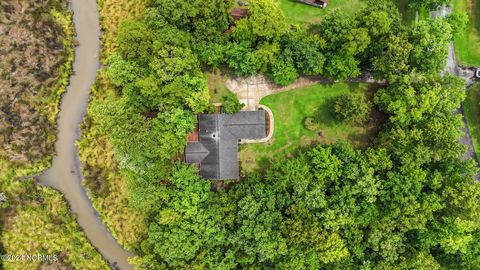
[239,82,383,173]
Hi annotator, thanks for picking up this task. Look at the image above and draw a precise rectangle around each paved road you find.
[38,0,135,269]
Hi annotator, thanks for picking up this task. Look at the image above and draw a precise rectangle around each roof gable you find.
[185,111,266,180]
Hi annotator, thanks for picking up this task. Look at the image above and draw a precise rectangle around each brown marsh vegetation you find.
[0,0,73,177]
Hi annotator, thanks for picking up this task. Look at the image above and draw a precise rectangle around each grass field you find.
[463,83,480,161]
[278,0,365,25]
[239,83,382,173]
[453,0,480,66]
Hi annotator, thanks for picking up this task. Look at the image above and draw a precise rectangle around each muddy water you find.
[39,0,134,269]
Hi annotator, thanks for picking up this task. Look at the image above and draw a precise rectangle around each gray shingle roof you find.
[185,111,266,180]
[185,142,209,164]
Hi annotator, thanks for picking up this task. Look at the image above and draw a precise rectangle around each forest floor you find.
[239,83,384,173]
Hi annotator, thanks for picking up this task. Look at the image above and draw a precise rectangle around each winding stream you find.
[39,0,134,269]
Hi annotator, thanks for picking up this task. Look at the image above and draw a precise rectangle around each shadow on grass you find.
[474,0,480,34]
[314,97,337,127]
[347,82,361,92]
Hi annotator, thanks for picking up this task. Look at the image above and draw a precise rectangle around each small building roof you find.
[296,0,329,8]
[231,8,249,20]
[185,111,266,180]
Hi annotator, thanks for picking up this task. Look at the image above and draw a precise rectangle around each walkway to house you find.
[240,104,274,144]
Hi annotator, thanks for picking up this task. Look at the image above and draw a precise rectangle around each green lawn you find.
[239,83,382,173]
[278,0,365,25]
[454,0,480,66]
[463,83,480,161]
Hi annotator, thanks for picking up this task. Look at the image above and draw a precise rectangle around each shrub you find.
[222,91,245,114]
[272,59,298,86]
[334,93,371,124]
[304,117,319,131]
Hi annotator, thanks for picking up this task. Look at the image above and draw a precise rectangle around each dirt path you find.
[38,0,134,269]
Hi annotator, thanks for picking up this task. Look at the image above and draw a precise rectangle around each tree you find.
[375,73,464,127]
[271,59,298,86]
[320,11,369,79]
[280,28,325,76]
[409,18,453,74]
[222,91,244,114]
[324,54,361,80]
[372,33,413,77]
[148,0,232,42]
[117,20,153,65]
[107,54,143,88]
[409,0,452,11]
[357,0,406,73]
[254,42,281,73]
[135,164,233,269]
[334,92,371,124]
[225,43,259,76]
[232,0,287,44]
[375,73,466,161]
[446,12,469,39]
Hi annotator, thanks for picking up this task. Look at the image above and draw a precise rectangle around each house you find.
[296,0,329,8]
[231,7,249,20]
[185,111,266,180]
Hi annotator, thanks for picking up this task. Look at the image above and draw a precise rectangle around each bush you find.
[272,59,298,86]
[304,117,319,131]
[222,91,245,114]
[334,93,371,124]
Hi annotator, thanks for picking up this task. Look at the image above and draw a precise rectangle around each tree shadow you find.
[474,0,480,35]
[347,82,361,92]
[314,96,337,127]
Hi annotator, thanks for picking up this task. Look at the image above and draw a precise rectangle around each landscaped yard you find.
[463,83,480,161]
[454,0,480,66]
[278,0,365,25]
[239,83,382,173]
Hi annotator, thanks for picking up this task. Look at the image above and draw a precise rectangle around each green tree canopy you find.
[334,92,372,124]
[409,18,453,74]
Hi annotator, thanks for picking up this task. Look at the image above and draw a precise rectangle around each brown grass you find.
[0,0,74,178]
[98,0,146,61]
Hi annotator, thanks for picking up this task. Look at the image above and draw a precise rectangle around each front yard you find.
[278,0,365,25]
[239,82,383,173]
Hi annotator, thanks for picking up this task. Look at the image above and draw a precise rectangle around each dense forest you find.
[0,0,477,269]
[75,0,480,269]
